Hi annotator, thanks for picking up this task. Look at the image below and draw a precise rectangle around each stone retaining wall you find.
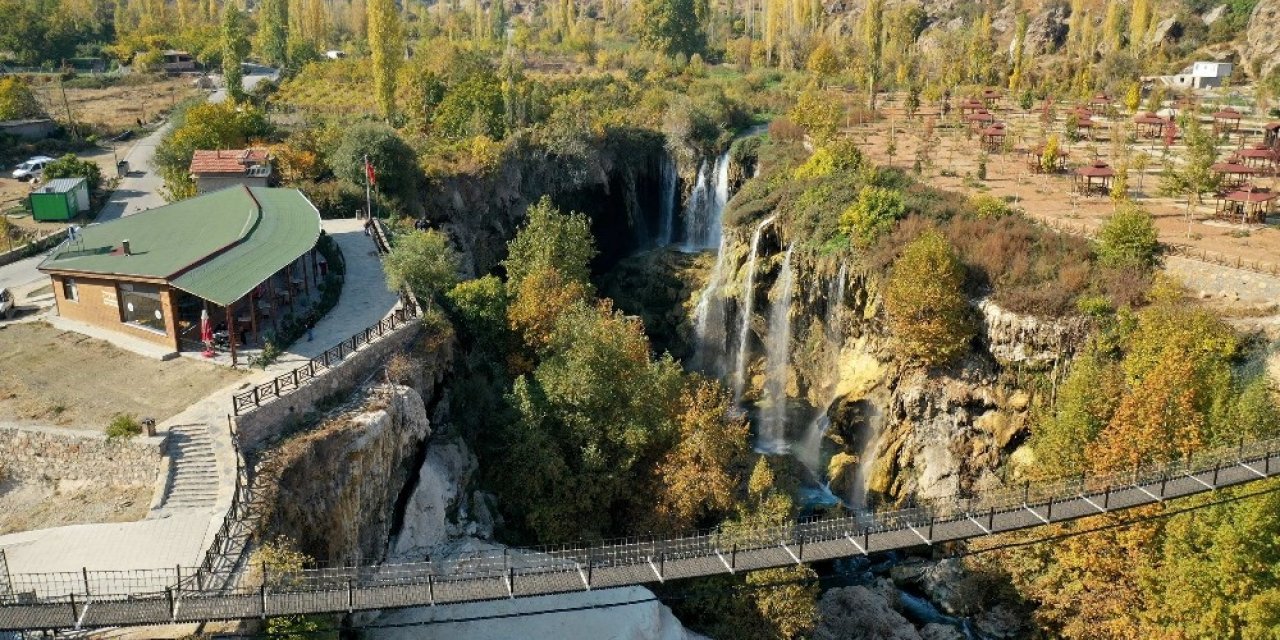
[233,319,422,452]
[0,425,164,486]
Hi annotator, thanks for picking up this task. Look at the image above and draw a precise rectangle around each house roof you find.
[189,149,270,175]
[39,186,319,306]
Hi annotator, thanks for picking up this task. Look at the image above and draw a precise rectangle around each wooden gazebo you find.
[981,123,1007,152]
[981,89,1002,108]
[1028,143,1068,173]
[1265,123,1280,149]
[1071,106,1094,120]
[1089,93,1113,112]
[1211,158,1259,191]
[1074,160,1115,196]
[1133,112,1167,139]
[1238,144,1279,175]
[1075,116,1097,140]
[959,98,986,117]
[967,110,995,132]
[1215,187,1277,224]
[1212,108,1243,136]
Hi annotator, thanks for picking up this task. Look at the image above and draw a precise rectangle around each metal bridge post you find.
[259,584,267,619]
[68,592,77,625]
[927,516,935,541]
[731,543,737,570]
[1023,481,1030,504]
[166,587,175,621]
[82,567,90,596]
[1160,474,1167,498]
[1268,454,1272,475]
[1046,496,1054,521]
[1213,462,1220,486]
[347,579,354,613]
[798,535,804,561]
[587,550,594,587]
[660,553,666,578]
[1103,485,1111,510]
[428,573,435,606]
[988,506,995,532]
[863,528,871,554]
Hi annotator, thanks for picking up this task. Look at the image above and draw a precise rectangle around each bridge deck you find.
[1,448,1275,631]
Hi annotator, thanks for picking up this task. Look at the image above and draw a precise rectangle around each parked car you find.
[12,156,56,182]
[0,288,14,320]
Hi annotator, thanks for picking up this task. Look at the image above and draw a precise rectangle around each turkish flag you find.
[365,156,377,186]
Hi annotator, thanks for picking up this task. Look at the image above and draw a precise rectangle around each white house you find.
[1158,61,1234,89]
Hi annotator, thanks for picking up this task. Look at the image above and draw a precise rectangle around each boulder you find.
[1202,4,1228,25]
[813,585,922,640]
[1241,0,1280,79]
[920,623,966,640]
[1019,3,1070,56]
[1148,16,1182,47]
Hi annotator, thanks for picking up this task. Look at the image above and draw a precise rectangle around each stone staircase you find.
[156,423,220,511]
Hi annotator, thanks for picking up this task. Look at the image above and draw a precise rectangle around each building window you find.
[62,278,78,302]
[119,283,166,334]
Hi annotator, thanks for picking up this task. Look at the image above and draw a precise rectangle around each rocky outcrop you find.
[255,386,432,566]
[977,299,1087,369]
[1241,0,1280,79]
[1018,2,1070,56]
[813,580,923,640]
[386,438,495,562]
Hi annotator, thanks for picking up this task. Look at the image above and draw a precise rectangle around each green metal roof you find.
[40,186,320,306]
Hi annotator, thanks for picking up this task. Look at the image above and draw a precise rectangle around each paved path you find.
[95,124,170,223]
[0,223,398,586]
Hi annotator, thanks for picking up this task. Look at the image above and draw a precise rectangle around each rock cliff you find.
[1241,0,1280,79]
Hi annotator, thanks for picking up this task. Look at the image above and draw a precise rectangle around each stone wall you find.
[0,425,164,486]
[233,318,422,451]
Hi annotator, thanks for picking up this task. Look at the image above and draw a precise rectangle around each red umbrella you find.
[201,309,214,357]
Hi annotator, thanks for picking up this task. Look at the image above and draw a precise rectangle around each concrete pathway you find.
[96,124,170,223]
[0,222,400,581]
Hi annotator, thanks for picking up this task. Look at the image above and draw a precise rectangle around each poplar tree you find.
[863,0,883,107]
[1009,8,1028,91]
[257,0,289,67]
[367,0,404,120]
[1102,0,1124,52]
[221,3,249,103]
[1129,0,1152,51]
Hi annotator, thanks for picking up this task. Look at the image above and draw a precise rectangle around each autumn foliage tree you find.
[884,230,974,366]
[367,0,404,120]
[651,378,749,532]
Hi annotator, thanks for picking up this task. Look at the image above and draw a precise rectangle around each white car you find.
[12,156,56,182]
[0,288,13,320]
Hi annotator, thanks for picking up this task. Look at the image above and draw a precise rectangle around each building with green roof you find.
[39,186,322,361]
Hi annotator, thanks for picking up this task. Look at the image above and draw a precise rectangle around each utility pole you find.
[58,79,78,141]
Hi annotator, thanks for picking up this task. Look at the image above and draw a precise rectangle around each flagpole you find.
[364,154,373,220]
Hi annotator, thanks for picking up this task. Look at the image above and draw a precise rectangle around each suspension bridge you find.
[3,437,1280,632]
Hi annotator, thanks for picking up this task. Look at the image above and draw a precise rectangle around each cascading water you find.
[730,215,776,404]
[680,161,710,251]
[692,235,731,376]
[795,263,848,478]
[758,244,795,450]
[657,154,678,247]
[710,153,729,237]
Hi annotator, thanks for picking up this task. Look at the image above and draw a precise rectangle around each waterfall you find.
[759,244,795,450]
[731,215,776,404]
[680,161,709,251]
[681,150,732,251]
[657,154,678,247]
[795,263,848,478]
[692,235,731,376]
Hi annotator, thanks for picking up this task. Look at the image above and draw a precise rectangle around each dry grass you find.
[0,477,150,535]
[0,322,245,431]
[33,76,199,131]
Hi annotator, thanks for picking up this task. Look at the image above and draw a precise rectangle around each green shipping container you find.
[30,178,89,222]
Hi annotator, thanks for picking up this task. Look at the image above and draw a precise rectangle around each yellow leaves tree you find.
[651,378,749,532]
[507,267,589,355]
[367,0,404,120]
[789,87,841,144]
[884,229,974,367]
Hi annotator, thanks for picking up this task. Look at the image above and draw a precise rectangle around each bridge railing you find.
[3,434,1279,610]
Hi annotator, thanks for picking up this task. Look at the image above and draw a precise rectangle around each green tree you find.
[221,3,249,103]
[636,0,705,58]
[431,71,506,139]
[789,88,841,144]
[445,274,510,349]
[384,229,459,307]
[154,101,270,200]
[839,186,906,247]
[805,42,840,87]
[256,0,289,66]
[502,196,597,290]
[0,77,44,121]
[367,0,404,120]
[884,229,974,366]
[1159,116,1218,227]
[328,122,420,204]
[43,154,103,193]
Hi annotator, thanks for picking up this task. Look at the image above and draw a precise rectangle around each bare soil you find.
[0,322,245,431]
[843,94,1280,274]
[33,76,198,131]
[0,477,150,535]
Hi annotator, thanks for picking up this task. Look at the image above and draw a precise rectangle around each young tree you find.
[256,0,289,67]
[221,3,249,103]
[1096,202,1158,270]
[884,229,974,366]
[43,154,103,192]
[502,197,597,290]
[384,229,459,308]
[863,0,883,107]
[839,186,906,247]
[1129,0,1152,52]
[1008,9,1028,91]
[1159,116,1218,234]
[367,0,404,120]
[1102,0,1125,52]
[805,42,840,87]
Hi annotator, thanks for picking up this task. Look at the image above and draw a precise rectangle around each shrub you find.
[0,77,44,120]
[839,186,907,248]
[43,154,103,192]
[384,229,459,307]
[106,414,143,440]
[970,194,1012,219]
[1096,203,1159,270]
[884,230,975,366]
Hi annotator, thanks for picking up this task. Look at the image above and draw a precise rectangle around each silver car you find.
[12,156,56,182]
